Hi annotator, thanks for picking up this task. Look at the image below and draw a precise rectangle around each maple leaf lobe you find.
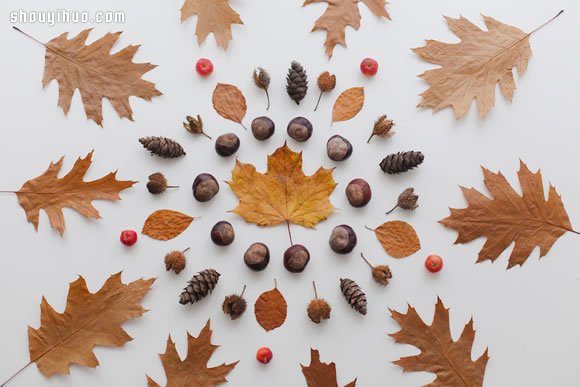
[181,0,243,49]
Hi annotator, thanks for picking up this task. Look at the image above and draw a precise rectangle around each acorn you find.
[215,133,240,157]
[251,116,275,141]
[361,253,392,287]
[307,281,331,324]
[211,221,235,246]
[287,117,313,142]
[326,135,353,161]
[244,242,270,271]
[192,173,219,202]
[165,247,190,274]
[222,285,247,320]
[283,244,310,273]
[329,225,357,254]
[345,178,372,207]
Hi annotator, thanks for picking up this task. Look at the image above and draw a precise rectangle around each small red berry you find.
[256,347,273,364]
[425,254,443,273]
[120,230,138,246]
[196,58,213,77]
[360,58,379,76]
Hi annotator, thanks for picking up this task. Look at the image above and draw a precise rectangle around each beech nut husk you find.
[345,178,372,207]
[287,117,313,142]
[211,221,235,246]
[329,225,357,254]
[326,135,353,161]
[283,244,310,273]
[192,173,219,202]
[244,242,270,271]
[215,133,240,157]
[251,116,275,141]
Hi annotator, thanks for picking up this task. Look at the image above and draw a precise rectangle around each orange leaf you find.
[28,273,155,376]
[301,348,357,387]
[390,297,489,386]
[212,83,247,126]
[254,285,287,332]
[16,151,135,236]
[146,320,238,386]
[368,221,421,258]
[332,87,364,123]
[142,210,195,241]
[180,0,243,49]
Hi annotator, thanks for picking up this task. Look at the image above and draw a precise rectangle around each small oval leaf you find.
[254,286,287,331]
[372,220,420,258]
[332,87,364,123]
[212,83,247,124]
[142,209,194,241]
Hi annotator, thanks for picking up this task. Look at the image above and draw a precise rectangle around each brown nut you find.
[287,117,313,142]
[192,173,219,202]
[329,225,357,254]
[244,242,270,271]
[345,178,372,207]
[326,135,353,161]
[215,133,240,157]
[211,221,235,246]
[251,116,275,141]
[283,244,310,273]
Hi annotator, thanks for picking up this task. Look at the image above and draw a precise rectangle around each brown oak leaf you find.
[254,283,287,332]
[390,297,489,386]
[29,28,161,126]
[180,0,243,49]
[304,0,390,58]
[367,221,421,258]
[228,143,336,229]
[301,349,357,387]
[440,161,577,269]
[146,320,238,386]
[28,273,155,376]
[212,83,247,129]
[332,87,364,123]
[142,210,195,241]
[15,151,135,236]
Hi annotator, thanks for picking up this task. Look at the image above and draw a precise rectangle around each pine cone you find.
[223,293,247,320]
[286,61,308,105]
[165,249,188,274]
[179,269,220,305]
[307,299,331,324]
[379,151,424,174]
[147,172,167,194]
[139,136,186,158]
[339,278,367,315]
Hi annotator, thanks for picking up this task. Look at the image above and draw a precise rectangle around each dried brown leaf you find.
[180,0,243,49]
[254,285,287,331]
[332,87,364,123]
[16,151,135,236]
[142,210,195,241]
[301,348,357,387]
[369,221,421,258]
[212,83,247,126]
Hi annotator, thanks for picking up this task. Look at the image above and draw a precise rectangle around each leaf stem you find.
[530,10,564,35]
[274,278,277,289]
[0,191,16,193]
[12,26,45,48]
[0,361,32,387]
[314,91,323,111]
[286,221,294,246]
[364,225,375,232]
[240,122,248,131]
[385,204,398,215]
[360,253,374,269]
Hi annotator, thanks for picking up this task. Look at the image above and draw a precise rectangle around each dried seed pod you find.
[361,253,392,287]
[326,135,352,161]
[183,115,211,139]
[314,71,336,111]
[192,173,219,202]
[345,178,372,207]
[164,247,190,274]
[287,117,313,142]
[283,244,310,273]
[223,285,247,320]
[307,281,331,324]
[339,278,367,315]
[251,116,275,141]
[367,115,395,143]
[147,172,178,194]
[380,151,424,174]
[211,221,235,246]
[179,269,220,305]
[329,225,357,254]
[139,136,186,158]
[286,61,308,104]
[244,242,270,271]
[386,187,419,215]
[253,67,271,110]
[215,133,240,157]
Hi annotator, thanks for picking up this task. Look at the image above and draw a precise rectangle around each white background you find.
[0,0,578,386]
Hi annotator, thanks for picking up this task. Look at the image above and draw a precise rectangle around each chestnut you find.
[251,116,275,141]
[192,173,219,202]
[244,242,270,271]
[215,133,240,157]
[326,135,353,161]
[329,225,357,254]
[345,178,371,207]
[211,221,235,246]
[283,244,310,273]
[287,117,313,142]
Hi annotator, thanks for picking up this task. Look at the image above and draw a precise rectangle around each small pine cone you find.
[222,294,247,320]
[368,115,395,143]
[340,278,367,315]
[372,265,392,287]
[147,172,167,194]
[179,269,220,305]
[307,299,331,324]
[317,71,336,92]
[253,67,271,90]
[139,136,186,158]
[165,250,186,274]
[286,61,308,104]
[379,151,424,174]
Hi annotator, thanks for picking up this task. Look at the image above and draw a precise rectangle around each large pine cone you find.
[339,278,367,315]
[379,151,424,174]
[286,61,308,105]
[179,269,220,304]
[139,136,186,158]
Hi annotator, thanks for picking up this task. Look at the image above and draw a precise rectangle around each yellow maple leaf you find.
[227,143,336,228]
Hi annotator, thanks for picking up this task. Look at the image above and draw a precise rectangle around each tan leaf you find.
[413,13,562,119]
[15,151,135,236]
[254,284,287,331]
[301,348,357,387]
[227,143,337,228]
[332,87,364,123]
[180,0,243,49]
[147,320,238,386]
[142,210,195,241]
[28,273,155,376]
[440,161,577,269]
[390,297,489,386]
[368,221,421,258]
[31,28,161,126]
[212,83,247,127]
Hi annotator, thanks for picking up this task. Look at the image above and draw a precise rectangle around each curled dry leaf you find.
[16,151,135,236]
[390,297,489,386]
[367,221,421,258]
[254,283,287,331]
[180,0,243,49]
[28,273,155,377]
[146,320,238,387]
[301,348,357,387]
[142,209,195,241]
[332,87,364,123]
[440,161,578,269]
[212,83,247,128]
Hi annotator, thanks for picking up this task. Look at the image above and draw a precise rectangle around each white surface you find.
[0,0,578,386]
